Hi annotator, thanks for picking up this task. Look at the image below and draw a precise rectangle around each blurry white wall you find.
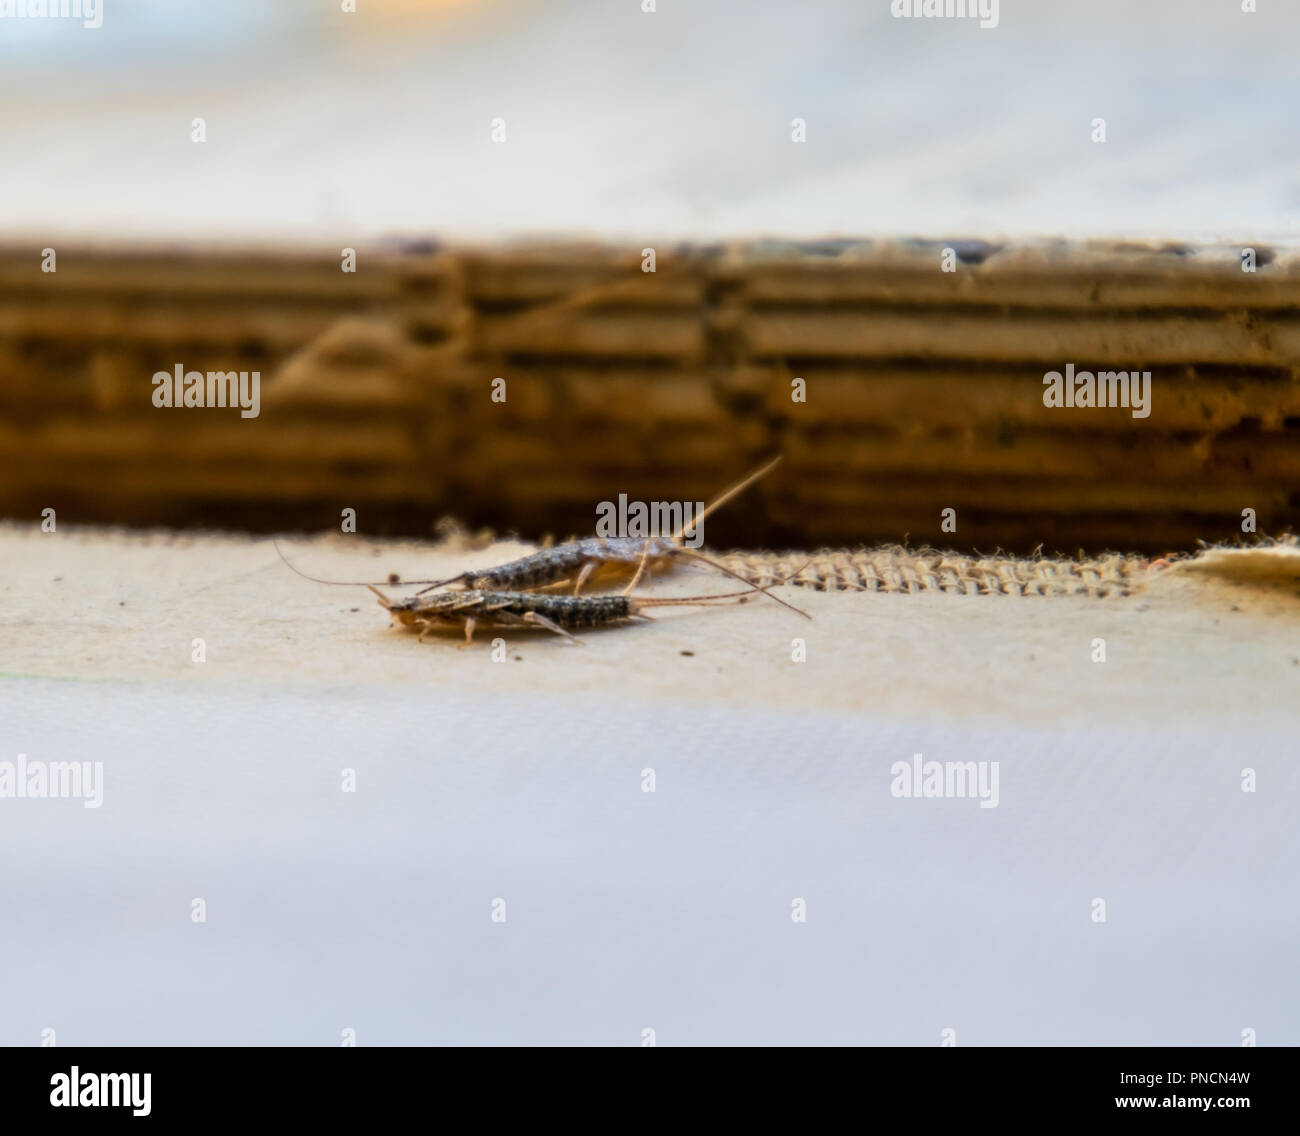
[0,0,1296,242]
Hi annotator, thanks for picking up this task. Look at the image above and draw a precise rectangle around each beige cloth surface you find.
[3,524,1297,1045]
[2,525,1294,728]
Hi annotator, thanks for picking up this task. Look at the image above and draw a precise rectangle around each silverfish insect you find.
[273,457,809,618]
[410,456,786,598]
[370,584,767,647]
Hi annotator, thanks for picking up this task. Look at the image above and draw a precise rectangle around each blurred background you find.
[2,0,1297,243]
[2,0,1298,552]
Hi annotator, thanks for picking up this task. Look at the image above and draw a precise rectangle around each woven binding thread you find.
[720,546,1149,597]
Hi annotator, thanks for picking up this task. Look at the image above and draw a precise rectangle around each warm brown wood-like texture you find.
[1,239,1296,553]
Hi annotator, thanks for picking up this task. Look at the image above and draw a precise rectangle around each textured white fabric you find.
[2,680,1295,1046]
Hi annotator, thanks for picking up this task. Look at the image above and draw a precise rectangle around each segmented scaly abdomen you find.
[495,592,633,629]
[468,538,675,590]
[469,547,587,590]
